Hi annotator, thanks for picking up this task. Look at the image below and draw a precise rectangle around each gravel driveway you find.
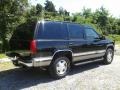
[0,50,120,90]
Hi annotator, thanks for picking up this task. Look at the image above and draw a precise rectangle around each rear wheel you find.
[49,57,70,79]
[103,48,114,64]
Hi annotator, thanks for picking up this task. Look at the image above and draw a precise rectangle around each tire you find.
[12,60,20,66]
[49,57,70,79]
[103,48,114,64]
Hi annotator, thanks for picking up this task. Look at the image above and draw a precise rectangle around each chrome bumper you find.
[18,57,52,67]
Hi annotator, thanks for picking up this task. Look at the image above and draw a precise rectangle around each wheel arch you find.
[106,44,114,51]
[52,50,73,64]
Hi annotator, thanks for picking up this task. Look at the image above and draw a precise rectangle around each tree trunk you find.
[1,36,9,52]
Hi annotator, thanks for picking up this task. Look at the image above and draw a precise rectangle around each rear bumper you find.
[11,56,52,67]
[32,57,52,67]
[6,50,31,57]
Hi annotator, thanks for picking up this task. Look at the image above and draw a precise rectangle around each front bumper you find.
[11,56,52,67]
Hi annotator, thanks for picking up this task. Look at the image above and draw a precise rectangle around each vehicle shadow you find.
[0,61,103,90]
[70,61,104,75]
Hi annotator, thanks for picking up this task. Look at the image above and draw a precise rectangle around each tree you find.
[59,7,64,15]
[0,0,28,52]
[82,8,92,18]
[64,10,70,16]
[94,7,109,34]
[44,0,56,12]
[30,6,37,16]
[36,4,43,15]
[73,14,88,25]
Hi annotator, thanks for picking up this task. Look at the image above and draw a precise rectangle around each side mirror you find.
[99,35,105,40]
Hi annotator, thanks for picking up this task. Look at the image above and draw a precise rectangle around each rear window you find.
[68,24,84,39]
[35,21,68,39]
[11,22,36,40]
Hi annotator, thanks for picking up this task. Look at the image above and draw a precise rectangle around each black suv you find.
[7,20,115,79]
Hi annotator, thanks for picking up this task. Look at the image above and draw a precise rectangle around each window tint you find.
[85,28,99,39]
[69,24,84,39]
[36,22,68,39]
[11,22,36,40]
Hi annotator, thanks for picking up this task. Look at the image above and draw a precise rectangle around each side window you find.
[85,28,99,39]
[36,22,68,39]
[69,24,84,39]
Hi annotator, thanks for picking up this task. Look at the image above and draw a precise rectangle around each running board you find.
[74,58,103,66]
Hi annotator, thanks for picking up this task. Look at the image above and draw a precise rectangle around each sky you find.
[29,0,120,18]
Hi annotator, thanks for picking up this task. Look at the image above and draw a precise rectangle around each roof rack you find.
[39,19,72,23]
[82,24,92,28]
[38,19,92,28]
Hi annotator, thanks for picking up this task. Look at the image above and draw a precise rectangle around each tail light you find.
[30,40,37,54]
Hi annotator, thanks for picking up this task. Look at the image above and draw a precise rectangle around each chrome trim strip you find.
[97,50,106,53]
[73,53,105,62]
[73,50,105,57]
[18,56,52,67]
[18,61,33,67]
[107,44,114,47]
[73,51,95,56]
[33,56,52,67]
[74,58,103,66]
[52,49,73,58]
[33,56,52,61]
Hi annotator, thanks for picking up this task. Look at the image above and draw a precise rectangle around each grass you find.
[0,62,14,72]
[0,53,7,59]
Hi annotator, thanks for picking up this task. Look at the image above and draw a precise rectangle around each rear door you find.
[68,24,87,62]
[34,21,69,57]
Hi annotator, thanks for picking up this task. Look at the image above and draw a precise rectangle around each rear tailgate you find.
[8,21,36,56]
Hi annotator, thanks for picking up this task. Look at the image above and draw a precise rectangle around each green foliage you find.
[95,7,109,34]
[0,0,28,52]
[36,4,43,15]
[107,34,120,43]
[82,8,92,18]
[59,7,64,15]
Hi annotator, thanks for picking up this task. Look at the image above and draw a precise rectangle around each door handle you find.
[69,43,73,45]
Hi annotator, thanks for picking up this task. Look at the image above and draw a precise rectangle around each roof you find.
[38,20,92,28]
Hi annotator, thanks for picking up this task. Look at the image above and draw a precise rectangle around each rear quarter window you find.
[35,22,68,39]
[68,24,84,39]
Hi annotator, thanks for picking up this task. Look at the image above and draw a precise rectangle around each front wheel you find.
[103,48,114,64]
[49,57,70,79]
